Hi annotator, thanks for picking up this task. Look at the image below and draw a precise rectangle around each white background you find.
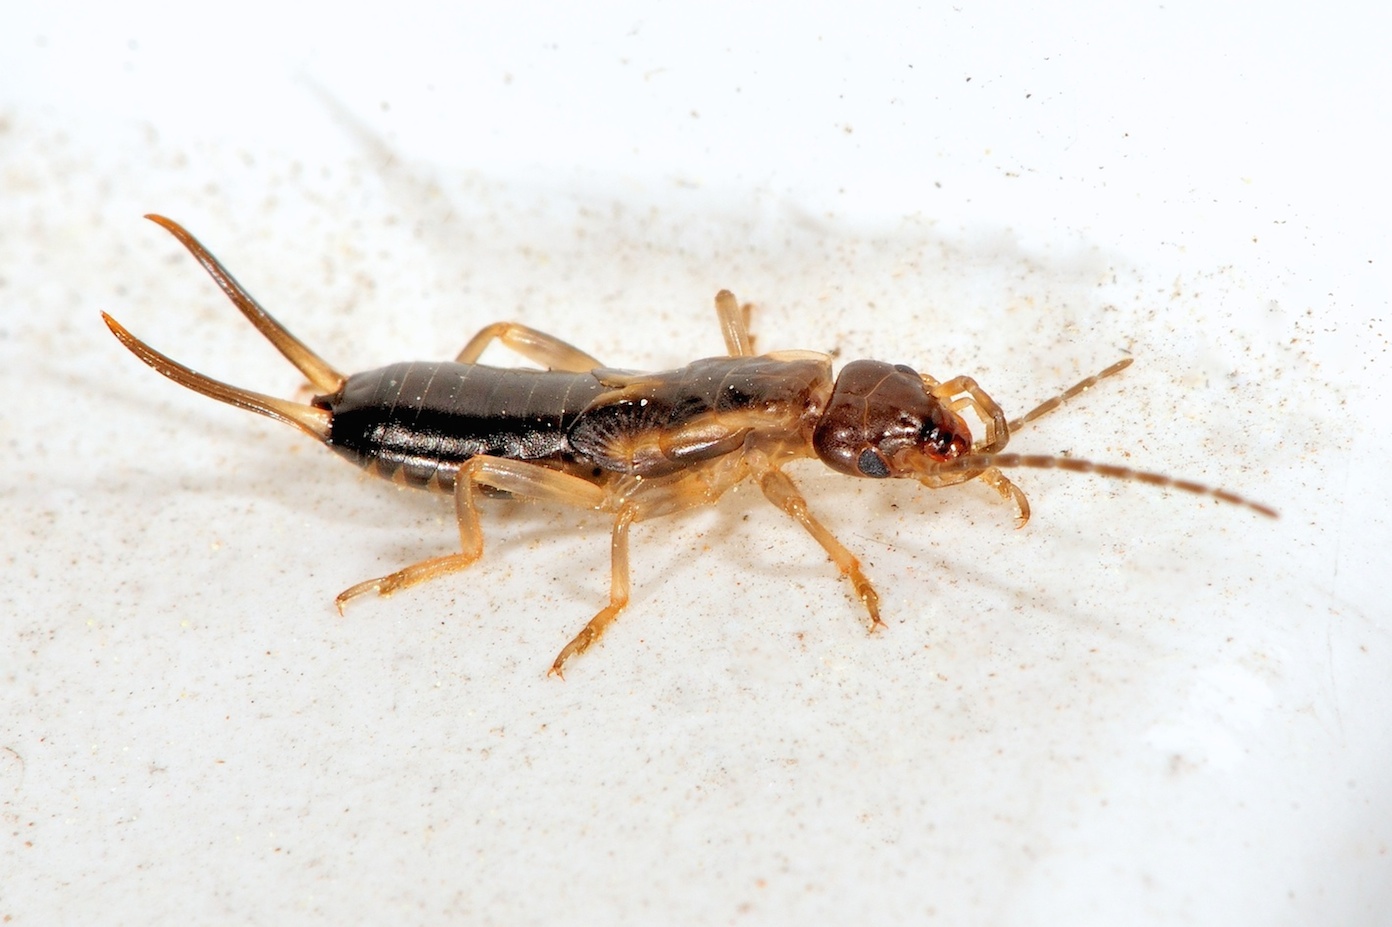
[2,2,1388,924]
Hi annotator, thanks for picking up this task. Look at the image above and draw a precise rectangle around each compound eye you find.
[856,448,891,478]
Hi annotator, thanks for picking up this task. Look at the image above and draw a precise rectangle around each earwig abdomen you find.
[322,361,607,490]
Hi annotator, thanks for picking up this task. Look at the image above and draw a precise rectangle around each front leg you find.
[749,456,882,632]
[977,468,1030,528]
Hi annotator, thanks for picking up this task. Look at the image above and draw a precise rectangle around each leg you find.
[915,459,1030,527]
[714,290,756,357]
[751,459,882,631]
[335,456,607,608]
[977,467,1030,528]
[549,456,753,675]
[549,504,636,677]
[455,322,602,371]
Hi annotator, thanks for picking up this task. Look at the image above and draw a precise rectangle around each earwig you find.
[104,216,1277,676]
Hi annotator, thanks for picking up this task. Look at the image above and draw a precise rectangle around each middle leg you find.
[549,504,637,677]
[714,289,757,357]
[549,456,752,675]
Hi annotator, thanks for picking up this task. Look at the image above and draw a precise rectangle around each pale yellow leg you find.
[919,361,1135,525]
[714,289,756,357]
[548,456,752,675]
[977,467,1031,527]
[934,390,1029,522]
[335,456,606,609]
[455,321,602,371]
[549,505,636,677]
[753,462,883,631]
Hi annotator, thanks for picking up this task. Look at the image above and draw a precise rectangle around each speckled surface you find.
[2,5,1388,924]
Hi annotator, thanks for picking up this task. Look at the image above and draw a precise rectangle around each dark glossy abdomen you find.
[322,362,606,490]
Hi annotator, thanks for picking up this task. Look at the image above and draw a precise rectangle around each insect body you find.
[105,215,1276,675]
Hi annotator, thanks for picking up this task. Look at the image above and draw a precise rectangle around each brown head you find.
[812,360,972,479]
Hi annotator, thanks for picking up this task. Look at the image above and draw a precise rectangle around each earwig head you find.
[813,360,972,478]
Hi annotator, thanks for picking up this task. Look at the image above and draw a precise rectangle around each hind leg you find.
[335,457,607,608]
[455,322,602,371]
